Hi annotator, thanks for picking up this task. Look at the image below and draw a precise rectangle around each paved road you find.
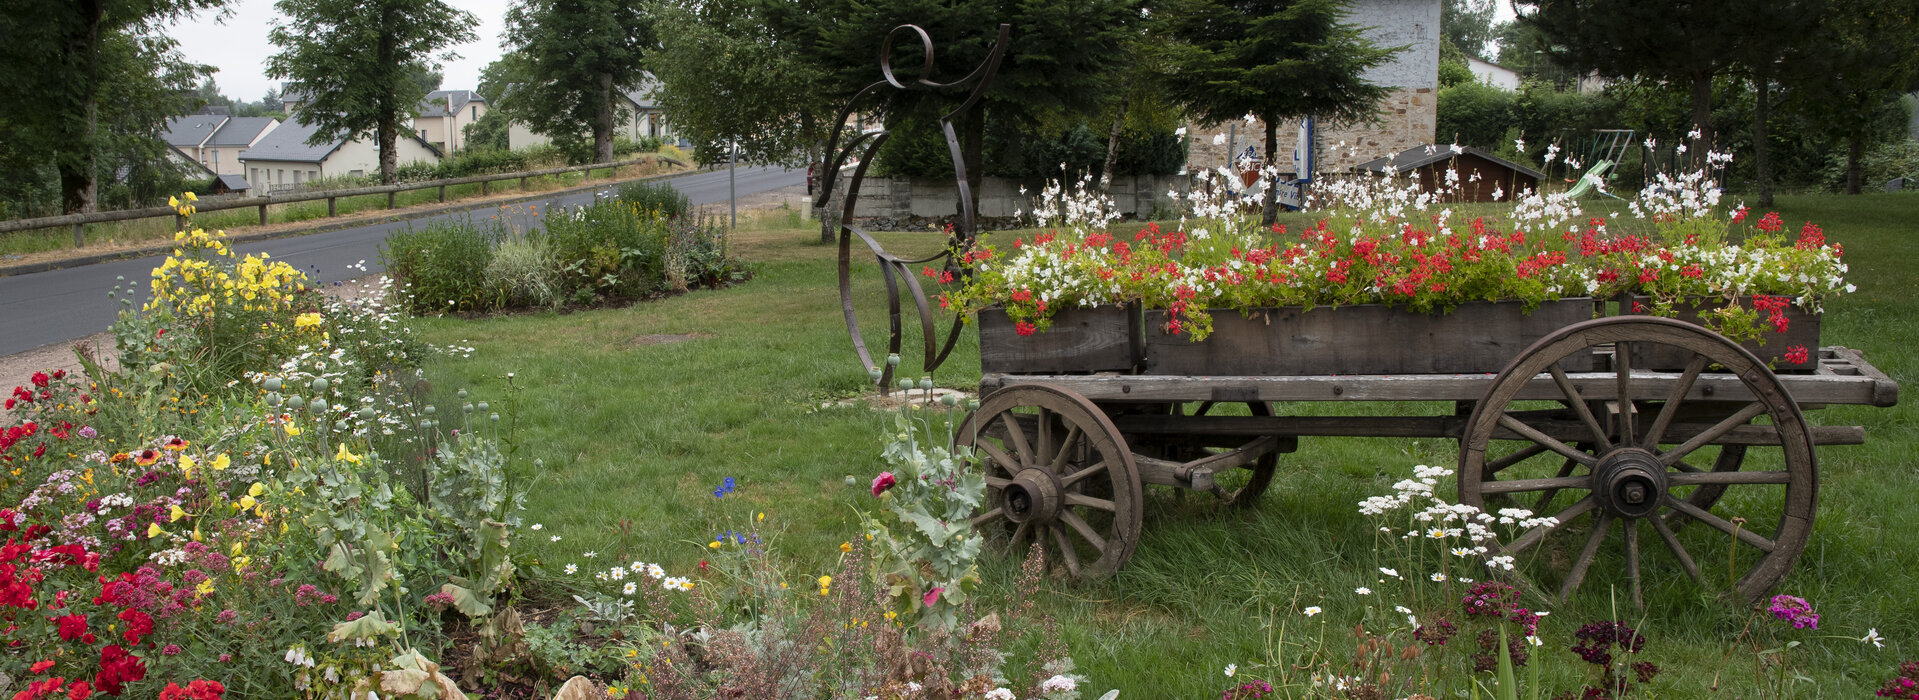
[0,166,804,357]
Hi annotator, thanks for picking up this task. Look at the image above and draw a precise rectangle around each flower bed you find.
[944,167,1851,371]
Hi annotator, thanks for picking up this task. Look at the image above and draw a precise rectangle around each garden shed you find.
[1351,144,1542,202]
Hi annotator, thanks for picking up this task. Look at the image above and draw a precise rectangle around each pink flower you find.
[871,472,897,497]
[923,587,944,607]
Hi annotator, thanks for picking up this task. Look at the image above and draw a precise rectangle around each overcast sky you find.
[164,0,517,102]
[165,0,1522,103]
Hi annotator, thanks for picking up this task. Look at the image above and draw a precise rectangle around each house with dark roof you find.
[238,116,442,192]
[413,90,488,154]
[506,76,679,151]
[1351,144,1542,203]
[162,114,281,177]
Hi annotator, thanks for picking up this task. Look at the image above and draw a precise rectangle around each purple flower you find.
[161,644,182,655]
[77,426,97,439]
[1768,594,1819,630]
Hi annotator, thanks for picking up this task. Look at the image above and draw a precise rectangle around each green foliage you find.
[1437,80,1517,150]
[484,237,562,309]
[381,217,499,314]
[617,179,692,219]
[500,0,654,164]
[0,1,222,214]
[1158,0,1399,131]
[881,116,1186,179]
[462,109,513,152]
[648,0,838,166]
[1821,138,1919,192]
[1442,0,1498,59]
[266,0,479,184]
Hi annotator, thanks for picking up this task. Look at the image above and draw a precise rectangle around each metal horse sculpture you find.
[813,23,1012,393]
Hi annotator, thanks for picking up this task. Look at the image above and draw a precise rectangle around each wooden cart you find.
[956,306,1899,605]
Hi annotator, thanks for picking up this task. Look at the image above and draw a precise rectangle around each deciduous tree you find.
[502,0,654,164]
[266,0,478,184]
[0,0,225,213]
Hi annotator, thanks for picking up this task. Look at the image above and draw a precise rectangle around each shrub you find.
[542,198,665,303]
[618,179,692,219]
[380,217,497,314]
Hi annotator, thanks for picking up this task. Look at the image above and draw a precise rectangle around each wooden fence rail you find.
[0,155,685,245]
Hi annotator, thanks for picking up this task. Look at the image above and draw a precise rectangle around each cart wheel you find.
[957,384,1144,578]
[1120,401,1280,506]
[1460,316,1816,606]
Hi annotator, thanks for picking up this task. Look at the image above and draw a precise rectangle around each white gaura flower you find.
[1225,663,1238,677]
[1863,628,1885,649]
[1379,567,1400,578]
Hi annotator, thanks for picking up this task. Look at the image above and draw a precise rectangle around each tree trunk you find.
[1261,115,1280,226]
[1846,132,1865,195]
[1689,70,1714,172]
[378,118,399,185]
[1753,76,1774,208]
[594,73,616,163]
[1100,103,1127,190]
[60,0,104,214]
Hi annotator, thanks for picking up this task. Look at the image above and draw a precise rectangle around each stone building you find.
[1185,0,1440,179]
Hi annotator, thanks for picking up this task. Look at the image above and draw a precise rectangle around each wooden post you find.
[481,180,489,196]
[438,185,446,202]
[174,214,184,231]
[386,192,396,209]
[519,176,527,189]
[327,198,337,217]
[258,204,268,225]
[72,223,84,248]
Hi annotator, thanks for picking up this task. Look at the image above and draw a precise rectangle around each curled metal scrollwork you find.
[814,23,1012,393]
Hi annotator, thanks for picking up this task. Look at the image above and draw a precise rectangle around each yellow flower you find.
[817,575,831,588]
[839,542,851,553]
[211,454,230,471]
[232,555,250,572]
[238,495,257,510]
[680,581,693,590]
[185,192,198,202]
[195,578,214,596]
[169,196,180,208]
[168,505,188,522]
[248,482,265,498]
[231,540,245,555]
[708,541,721,549]
[884,610,897,621]
[757,512,765,523]
[147,523,163,538]
[295,312,325,330]
[334,443,361,464]
[283,423,301,437]
[178,454,196,477]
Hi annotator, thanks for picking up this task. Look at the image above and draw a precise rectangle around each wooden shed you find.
[1351,145,1542,202]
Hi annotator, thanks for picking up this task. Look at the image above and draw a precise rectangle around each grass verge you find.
[414,190,1917,696]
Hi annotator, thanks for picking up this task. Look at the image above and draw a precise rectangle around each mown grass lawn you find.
[414,191,1917,697]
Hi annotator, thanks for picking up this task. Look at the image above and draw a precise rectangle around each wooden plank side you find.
[978,307,1136,374]
[981,368,1892,406]
[1625,295,1821,372]
[1141,299,1594,376]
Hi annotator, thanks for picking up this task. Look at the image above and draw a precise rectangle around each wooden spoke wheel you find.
[956,384,1143,578]
[1460,316,1817,606]
[1118,401,1281,506]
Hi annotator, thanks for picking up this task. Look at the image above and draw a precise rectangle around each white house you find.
[414,90,488,154]
[163,111,281,182]
[507,77,680,151]
[1467,56,1521,91]
[239,117,442,192]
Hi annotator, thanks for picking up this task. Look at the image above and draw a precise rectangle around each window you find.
[310,170,317,181]
[293,170,301,185]
[471,105,478,120]
[251,168,258,184]
[277,169,284,184]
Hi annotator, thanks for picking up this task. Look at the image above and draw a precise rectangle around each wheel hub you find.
[1001,468,1063,524]
[1592,447,1668,519]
